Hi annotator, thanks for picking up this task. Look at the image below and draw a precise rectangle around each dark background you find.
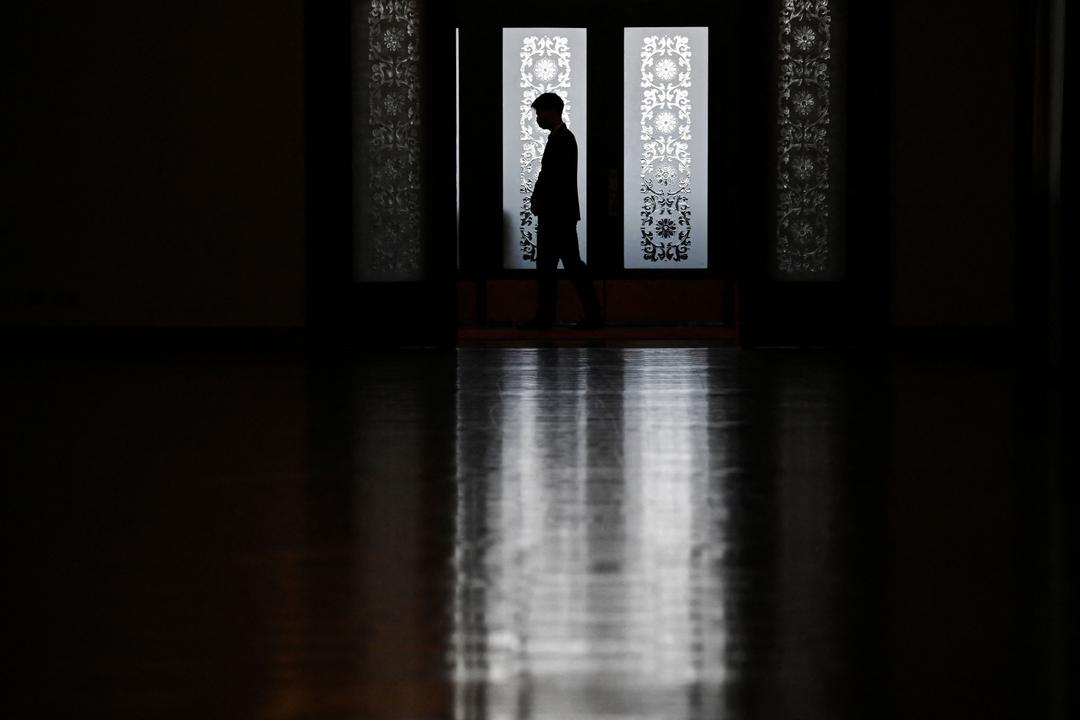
[4,0,1073,362]
[3,3,1074,716]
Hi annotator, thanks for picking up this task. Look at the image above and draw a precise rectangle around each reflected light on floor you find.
[452,349,728,720]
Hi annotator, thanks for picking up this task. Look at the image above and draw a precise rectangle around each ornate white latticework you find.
[624,28,707,270]
[777,0,832,273]
[517,36,573,262]
[638,35,694,262]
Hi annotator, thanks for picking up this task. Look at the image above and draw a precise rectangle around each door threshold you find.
[458,324,738,345]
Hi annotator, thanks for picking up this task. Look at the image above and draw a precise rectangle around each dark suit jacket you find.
[530,124,580,223]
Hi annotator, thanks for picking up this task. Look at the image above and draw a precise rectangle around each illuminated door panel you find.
[623,27,709,270]
[501,28,588,270]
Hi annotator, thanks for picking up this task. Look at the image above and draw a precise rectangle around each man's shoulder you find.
[552,125,576,151]
[552,124,575,139]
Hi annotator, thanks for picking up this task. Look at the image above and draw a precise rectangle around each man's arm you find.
[531,133,574,216]
[530,169,545,215]
[550,133,577,219]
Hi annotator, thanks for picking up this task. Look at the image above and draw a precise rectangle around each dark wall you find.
[5,2,306,327]
[890,0,1019,328]
[5,1,1053,337]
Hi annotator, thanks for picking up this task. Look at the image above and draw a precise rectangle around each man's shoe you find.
[516,317,552,330]
[570,317,604,330]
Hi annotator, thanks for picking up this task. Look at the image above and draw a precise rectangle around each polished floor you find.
[4,346,1073,718]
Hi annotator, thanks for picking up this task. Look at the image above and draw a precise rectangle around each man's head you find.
[531,92,564,131]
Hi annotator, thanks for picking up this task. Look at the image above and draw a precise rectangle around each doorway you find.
[454,2,752,338]
[305,0,889,348]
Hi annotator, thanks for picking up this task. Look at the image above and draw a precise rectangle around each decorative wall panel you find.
[776,0,833,275]
[502,29,587,269]
[623,28,709,269]
[353,0,425,281]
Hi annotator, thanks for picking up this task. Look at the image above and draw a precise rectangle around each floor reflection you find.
[5,346,1069,718]
[453,349,729,720]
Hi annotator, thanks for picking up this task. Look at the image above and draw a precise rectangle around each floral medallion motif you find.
[382,27,404,51]
[533,58,558,81]
[792,90,817,115]
[654,111,678,134]
[517,36,574,262]
[793,25,817,51]
[792,155,816,180]
[653,164,677,185]
[638,35,693,262]
[656,218,677,238]
[382,93,402,115]
[777,0,832,273]
[655,58,678,80]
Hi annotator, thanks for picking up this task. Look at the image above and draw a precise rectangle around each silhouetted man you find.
[519,92,603,330]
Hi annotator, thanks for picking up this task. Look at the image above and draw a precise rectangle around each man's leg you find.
[557,225,603,322]
[533,222,559,323]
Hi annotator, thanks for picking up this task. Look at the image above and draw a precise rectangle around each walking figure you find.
[519,92,603,330]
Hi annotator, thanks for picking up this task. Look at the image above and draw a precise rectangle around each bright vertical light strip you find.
[452,348,728,720]
[623,28,709,269]
[620,348,726,687]
[455,28,461,270]
[502,29,588,270]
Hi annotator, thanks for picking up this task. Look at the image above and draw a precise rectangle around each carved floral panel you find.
[501,29,588,270]
[777,0,833,275]
[354,0,424,281]
[624,28,708,269]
